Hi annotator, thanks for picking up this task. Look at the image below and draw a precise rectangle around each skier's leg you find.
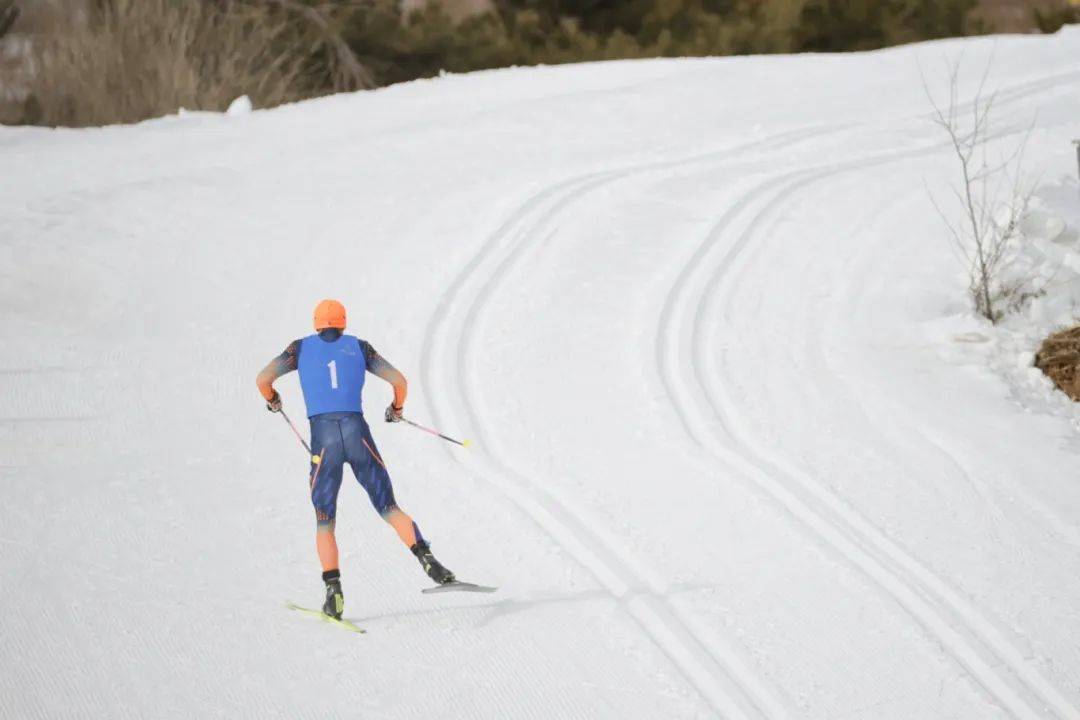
[384,509,422,548]
[311,466,345,571]
[310,416,347,618]
[316,521,339,571]
[340,415,403,534]
[309,417,346,571]
[344,414,455,584]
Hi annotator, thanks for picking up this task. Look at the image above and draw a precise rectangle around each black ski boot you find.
[411,541,456,585]
[322,570,344,619]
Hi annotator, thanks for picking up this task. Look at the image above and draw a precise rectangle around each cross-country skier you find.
[256,299,455,619]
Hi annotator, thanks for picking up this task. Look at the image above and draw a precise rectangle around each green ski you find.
[286,602,366,634]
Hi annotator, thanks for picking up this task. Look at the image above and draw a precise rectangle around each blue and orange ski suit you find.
[257,329,423,571]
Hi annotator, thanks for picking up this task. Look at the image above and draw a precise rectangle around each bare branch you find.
[926,52,1038,323]
[927,184,969,262]
[261,0,375,90]
[0,2,19,40]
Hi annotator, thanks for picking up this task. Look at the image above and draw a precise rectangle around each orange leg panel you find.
[316,522,339,572]
[384,508,418,547]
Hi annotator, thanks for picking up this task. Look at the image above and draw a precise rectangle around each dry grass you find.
[18,0,366,127]
[1035,325,1080,401]
[975,0,1072,32]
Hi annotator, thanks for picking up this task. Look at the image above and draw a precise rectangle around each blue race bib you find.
[298,334,367,417]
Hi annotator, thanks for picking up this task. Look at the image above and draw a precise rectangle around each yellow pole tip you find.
[462,440,472,448]
[312,455,322,464]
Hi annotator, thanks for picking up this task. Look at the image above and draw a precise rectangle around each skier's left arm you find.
[361,341,407,421]
[256,340,300,411]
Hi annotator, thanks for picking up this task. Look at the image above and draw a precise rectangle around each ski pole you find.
[403,417,471,448]
[279,408,321,462]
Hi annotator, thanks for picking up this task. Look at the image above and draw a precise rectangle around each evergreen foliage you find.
[1034,2,1080,33]
[335,0,986,88]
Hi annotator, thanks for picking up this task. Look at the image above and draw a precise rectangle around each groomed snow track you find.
[424,67,1080,719]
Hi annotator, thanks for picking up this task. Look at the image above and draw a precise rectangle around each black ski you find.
[421,581,498,595]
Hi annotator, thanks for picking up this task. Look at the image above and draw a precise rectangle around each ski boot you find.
[411,541,456,585]
[322,570,344,619]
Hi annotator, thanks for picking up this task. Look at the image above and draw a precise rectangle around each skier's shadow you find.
[474,589,611,628]
[352,581,720,628]
[350,588,609,628]
[473,580,726,627]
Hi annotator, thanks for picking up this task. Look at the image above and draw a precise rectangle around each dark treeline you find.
[342,0,982,87]
[1,0,1077,126]
[334,0,1080,87]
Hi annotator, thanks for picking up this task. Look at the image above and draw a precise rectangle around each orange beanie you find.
[313,299,347,330]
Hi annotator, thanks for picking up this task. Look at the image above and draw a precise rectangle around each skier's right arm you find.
[256,340,300,409]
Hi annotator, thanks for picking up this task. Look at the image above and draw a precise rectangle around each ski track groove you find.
[655,70,1080,720]
[805,235,1080,555]
[793,203,1020,532]
[817,241,1080,554]
[419,66,1080,719]
[420,127,853,720]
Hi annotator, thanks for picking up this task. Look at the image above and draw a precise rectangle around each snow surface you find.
[3,28,1080,720]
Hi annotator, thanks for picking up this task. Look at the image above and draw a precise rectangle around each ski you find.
[286,602,366,633]
[421,581,498,595]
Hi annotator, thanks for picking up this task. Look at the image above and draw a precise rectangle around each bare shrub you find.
[1035,325,1080,400]
[924,60,1037,324]
[0,1,29,124]
[264,0,374,91]
[24,0,368,127]
[0,1,18,40]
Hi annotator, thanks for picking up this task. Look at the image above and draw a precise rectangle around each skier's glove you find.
[384,403,404,423]
[266,391,282,413]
